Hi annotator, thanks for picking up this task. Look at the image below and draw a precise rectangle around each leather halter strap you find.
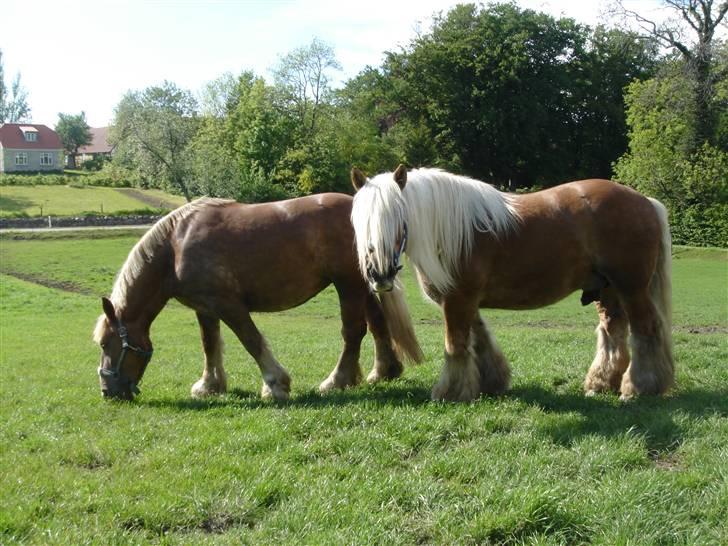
[98,320,153,395]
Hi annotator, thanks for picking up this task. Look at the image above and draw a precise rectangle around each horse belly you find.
[476,247,590,310]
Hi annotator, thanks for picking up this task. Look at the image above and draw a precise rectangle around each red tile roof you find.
[0,123,63,150]
[78,127,114,154]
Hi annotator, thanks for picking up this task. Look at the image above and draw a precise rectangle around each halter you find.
[98,320,153,396]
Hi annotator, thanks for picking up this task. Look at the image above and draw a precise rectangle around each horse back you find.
[170,193,361,311]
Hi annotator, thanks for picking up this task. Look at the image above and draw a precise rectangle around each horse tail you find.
[379,283,424,364]
[648,197,674,377]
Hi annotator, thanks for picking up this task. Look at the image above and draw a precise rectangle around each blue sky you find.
[3,0,668,128]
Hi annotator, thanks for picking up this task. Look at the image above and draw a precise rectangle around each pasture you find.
[0,230,726,544]
[0,185,185,218]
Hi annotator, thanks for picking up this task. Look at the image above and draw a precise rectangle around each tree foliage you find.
[106,3,724,245]
[0,49,31,124]
[338,3,657,188]
[614,1,727,246]
[55,112,92,169]
[111,81,199,201]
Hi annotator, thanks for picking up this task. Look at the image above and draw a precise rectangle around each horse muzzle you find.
[99,369,140,400]
[370,278,395,293]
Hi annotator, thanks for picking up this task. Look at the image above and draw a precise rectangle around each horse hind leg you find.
[471,314,510,395]
[584,288,629,396]
[363,292,404,384]
[191,312,228,398]
[620,291,674,400]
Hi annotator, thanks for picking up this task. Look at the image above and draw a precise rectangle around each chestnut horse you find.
[94,194,422,400]
[351,166,673,401]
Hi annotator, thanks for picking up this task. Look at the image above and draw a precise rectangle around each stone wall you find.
[0,215,163,229]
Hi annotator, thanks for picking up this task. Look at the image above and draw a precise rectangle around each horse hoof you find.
[261,381,290,401]
[319,371,361,392]
[366,369,383,384]
[190,379,223,398]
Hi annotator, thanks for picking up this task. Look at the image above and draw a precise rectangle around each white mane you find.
[109,196,233,311]
[351,168,520,294]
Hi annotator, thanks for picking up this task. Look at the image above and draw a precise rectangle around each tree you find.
[111,81,198,201]
[0,49,31,123]
[612,0,728,147]
[198,72,241,119]
[338,3,656,187]
[272,37,341,136]
[55,112,92,169]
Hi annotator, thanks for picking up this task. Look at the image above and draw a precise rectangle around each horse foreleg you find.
[471,314,510,395]
[319,287,366,392]
[191,312,228,398]
[584,288,630,396]
[220,306,291,401]
[432,296,481,402]
[363,292,404,384]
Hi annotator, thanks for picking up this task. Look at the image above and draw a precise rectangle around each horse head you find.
[94,297,153,400]
[351,165,409,293]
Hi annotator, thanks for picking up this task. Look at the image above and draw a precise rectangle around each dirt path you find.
[2,269,93,295]
[115,188,181,209]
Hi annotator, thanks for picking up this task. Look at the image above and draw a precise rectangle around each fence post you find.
[48,216,52,228]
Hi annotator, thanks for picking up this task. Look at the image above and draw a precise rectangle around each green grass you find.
[0,233,726,544]
[0,185,184,218]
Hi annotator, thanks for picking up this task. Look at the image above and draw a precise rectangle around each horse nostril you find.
[102,389,109,398]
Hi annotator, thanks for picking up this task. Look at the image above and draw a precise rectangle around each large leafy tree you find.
[613,0,727,148]
[55,112,92,169]
[613,1,728,246]
[339,3,656,187]
[0,49,31,123]
[111,81,198,201]
[272,37,341,137]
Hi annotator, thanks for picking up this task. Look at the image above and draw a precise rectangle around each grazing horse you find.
[94,194,422,400]
[351,165,673,402]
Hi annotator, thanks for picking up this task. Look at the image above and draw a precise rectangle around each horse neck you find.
[113,245,171,334]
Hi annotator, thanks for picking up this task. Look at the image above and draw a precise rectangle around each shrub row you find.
[0,171,132,188]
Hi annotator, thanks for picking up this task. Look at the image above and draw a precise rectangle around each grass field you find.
[0,230,726,544]
[0,186,185,218]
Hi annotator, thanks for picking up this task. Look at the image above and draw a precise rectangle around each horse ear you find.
[101,297,116,323]
[351,167,367,192]
[393,164,407,190]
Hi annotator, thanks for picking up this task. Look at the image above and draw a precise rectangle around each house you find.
[75,127,114,166]
[0,123,64,173]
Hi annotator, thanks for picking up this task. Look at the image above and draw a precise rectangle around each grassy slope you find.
[0,186,185,217]
[0,234,726,544]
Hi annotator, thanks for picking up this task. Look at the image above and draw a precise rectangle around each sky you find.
[2,0,673,129]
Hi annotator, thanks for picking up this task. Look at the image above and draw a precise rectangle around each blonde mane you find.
[351,168,520,294]
[109,197,233,311]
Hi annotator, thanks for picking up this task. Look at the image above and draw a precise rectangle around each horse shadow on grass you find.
[141,379,434,412]
[511,383,728,456]
[140,378,727,457]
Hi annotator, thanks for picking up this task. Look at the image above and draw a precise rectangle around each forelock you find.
[351,173,407,275]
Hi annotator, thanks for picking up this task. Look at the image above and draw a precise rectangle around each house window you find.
[15,152,28,166]
[40,152,54,166]
[25,132,37,142]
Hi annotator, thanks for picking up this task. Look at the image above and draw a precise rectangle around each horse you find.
[350,165,673,402]
[94,194,422,401]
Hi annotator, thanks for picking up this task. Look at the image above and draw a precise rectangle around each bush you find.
[237,166,289,203]
[0,165,136,188]
[671,203,728,247]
